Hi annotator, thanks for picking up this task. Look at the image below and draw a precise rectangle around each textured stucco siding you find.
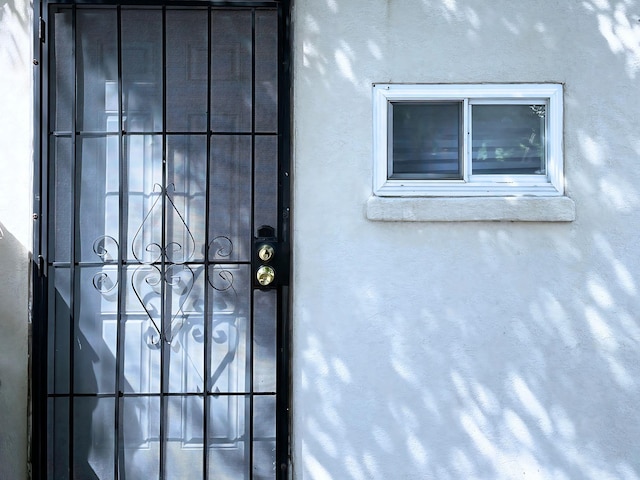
[292,1,640,479]
[0,0,32,477]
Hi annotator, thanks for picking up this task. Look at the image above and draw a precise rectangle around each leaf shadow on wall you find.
[294,1,640,479]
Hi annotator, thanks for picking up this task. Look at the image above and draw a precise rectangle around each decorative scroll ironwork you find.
[132,183,196,265]
[92,235,119,294]
[208,235,233,260]
[131,264,196,345]
[92,272,117,294]
[93,235,119,261]
[89,183,243,381]
[126,183,200,344]
[208,264,234,292]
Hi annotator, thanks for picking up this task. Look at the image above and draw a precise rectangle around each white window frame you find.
[373,83,564,197]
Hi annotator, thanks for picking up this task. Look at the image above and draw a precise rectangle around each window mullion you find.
[463,97,470,182]
[544,99,550,179]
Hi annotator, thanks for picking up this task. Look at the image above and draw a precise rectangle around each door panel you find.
[38,3,289,478]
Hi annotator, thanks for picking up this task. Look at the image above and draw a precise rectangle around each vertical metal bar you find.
[32,0,48,476]
[159,6,167,480]
[68,5,78,476]
[275,3,291,477]
[203,6,212,480]
[276,286,290,479]
[114,5,124,479]
[249,9,256,478]
[277,1,291,247]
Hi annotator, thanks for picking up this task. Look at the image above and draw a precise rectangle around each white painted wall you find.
[292,1,640,479]
[0,0,31,477]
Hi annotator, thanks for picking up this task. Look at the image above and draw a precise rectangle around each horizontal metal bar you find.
[49,131,119,137]
[48,1,280,8]
[50,131,279,136]
[48,391,277,397]
[210,131,278,136]
[50,260,252,267]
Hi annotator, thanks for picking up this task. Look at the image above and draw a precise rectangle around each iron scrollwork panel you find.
[86,178,250,396]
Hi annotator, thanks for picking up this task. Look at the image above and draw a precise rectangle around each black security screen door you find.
[32,1,291,478]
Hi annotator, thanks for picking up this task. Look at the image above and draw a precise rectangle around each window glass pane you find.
[391,102,461,178]
[472,104,546,175]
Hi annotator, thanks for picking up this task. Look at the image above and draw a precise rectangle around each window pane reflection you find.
[472,104,546,175]
[391,102,462,179]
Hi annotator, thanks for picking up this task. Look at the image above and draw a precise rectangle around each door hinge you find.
[39,17,46,43]
[37,255,45,278]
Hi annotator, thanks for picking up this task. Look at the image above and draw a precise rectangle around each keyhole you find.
[256,266,275,286]
[258,244,275,262]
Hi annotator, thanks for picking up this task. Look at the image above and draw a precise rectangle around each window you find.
[373,84,564,197]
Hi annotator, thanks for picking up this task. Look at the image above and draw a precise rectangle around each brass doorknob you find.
[257,244,275,262]
[256,265,275,286]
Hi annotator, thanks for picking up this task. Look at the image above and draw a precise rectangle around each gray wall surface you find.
[0,0,32,477]
[292,0,640,478]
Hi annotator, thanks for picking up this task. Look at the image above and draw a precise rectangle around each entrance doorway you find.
[32,2,291,478]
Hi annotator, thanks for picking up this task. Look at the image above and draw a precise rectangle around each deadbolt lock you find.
[256,265,275,286]
[253,225,288,288]
[257,244,275,262]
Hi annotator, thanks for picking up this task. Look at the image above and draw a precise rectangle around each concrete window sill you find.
[366,196,575,222]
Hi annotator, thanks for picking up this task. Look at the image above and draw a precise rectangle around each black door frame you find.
[30,1,292,478]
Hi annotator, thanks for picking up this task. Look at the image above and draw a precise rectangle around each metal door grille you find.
[32,2,291,479]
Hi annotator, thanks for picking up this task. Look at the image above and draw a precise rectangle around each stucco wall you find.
[292,1,640,479]
[0,0,31,477]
